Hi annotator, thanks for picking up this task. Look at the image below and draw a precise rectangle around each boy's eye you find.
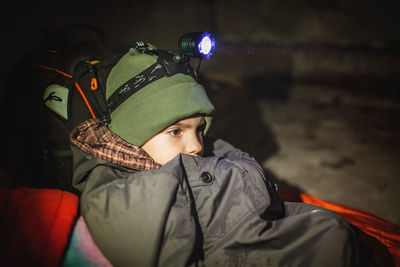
[168,128,182,136]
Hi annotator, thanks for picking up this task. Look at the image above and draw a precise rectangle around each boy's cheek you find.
[154,149,181,165]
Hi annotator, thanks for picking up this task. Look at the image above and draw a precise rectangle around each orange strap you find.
[32,64,72,78]
[75,82,96,119]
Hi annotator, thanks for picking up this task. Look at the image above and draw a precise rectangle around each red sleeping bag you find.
[0,187,399,266]
[0,188,78,267]
[279,187,400,266]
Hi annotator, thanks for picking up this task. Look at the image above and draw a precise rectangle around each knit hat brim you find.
[108,73,214,146]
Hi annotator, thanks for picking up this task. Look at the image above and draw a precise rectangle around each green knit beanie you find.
[106,47,215,146]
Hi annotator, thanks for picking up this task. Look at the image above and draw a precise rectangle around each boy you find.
[68,44,360,266]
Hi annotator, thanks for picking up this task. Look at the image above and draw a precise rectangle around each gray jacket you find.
[72,139,360,267]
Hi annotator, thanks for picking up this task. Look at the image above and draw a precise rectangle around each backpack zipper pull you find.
[87,60,100,91]
[91,77,98,90]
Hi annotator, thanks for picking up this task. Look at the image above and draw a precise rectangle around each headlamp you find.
[104,34,215,124]
[179,32,216,59]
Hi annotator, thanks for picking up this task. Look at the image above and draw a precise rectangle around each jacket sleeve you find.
[71,147,197,267]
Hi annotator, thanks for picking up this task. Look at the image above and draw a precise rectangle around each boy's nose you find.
[186,135,203,156]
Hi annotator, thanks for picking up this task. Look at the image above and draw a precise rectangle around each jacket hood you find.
[70,118,160,171]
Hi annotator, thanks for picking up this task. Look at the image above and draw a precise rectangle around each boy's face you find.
[141,115,206,165]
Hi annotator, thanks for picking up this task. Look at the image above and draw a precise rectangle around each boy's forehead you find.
[172,115,205,126]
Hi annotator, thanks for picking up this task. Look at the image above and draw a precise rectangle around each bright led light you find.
[199,36,212,55]
[179,32,215,58]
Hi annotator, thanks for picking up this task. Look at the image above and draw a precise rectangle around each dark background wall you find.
[2,0,399,103]
[1,0,400,223]
[2,0,399,81]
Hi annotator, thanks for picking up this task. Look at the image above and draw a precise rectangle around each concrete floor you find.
[205,72,400,226]
[259,85,400,225]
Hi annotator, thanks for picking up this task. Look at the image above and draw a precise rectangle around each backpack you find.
[2,25,123,193]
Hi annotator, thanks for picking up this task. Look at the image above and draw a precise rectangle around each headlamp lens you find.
[179,32,215,59]
[198,35,213,56]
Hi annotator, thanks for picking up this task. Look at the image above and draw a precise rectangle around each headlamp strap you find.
[106,49,199,117]
[106,61,164,115]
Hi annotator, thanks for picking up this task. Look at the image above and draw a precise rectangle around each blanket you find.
[1,187,399,266]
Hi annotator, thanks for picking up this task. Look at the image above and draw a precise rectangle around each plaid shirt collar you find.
[70,118,161,171]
